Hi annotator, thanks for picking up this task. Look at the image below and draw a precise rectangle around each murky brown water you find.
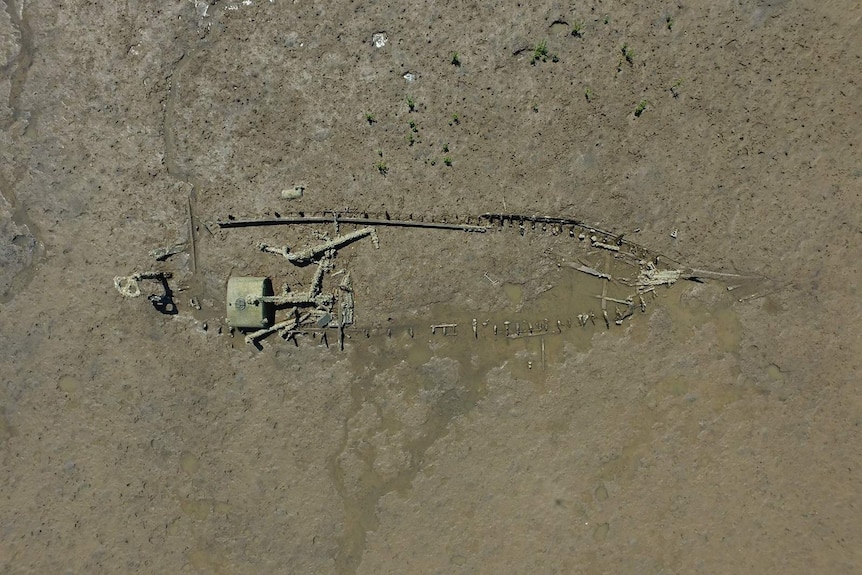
[324,245,750,572]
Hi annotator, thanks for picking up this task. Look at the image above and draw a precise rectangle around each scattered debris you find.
[114,271,176,314]
[483,272,501,286]
[592,295,633,306]
[372,32,387,48]
[114,271,172,298]
[636,263,682,291]
[149,243,186,261]
[541,338,546,371]
[431,323,457,335]
[245,312,311,345]
[591,240,620,252]
[339,272,355,326]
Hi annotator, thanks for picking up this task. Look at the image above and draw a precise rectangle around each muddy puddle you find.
[0,176,44,304]
[0,0,43,304]
[325,249,752,573]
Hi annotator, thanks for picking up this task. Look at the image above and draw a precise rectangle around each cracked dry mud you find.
[1,1,860,573]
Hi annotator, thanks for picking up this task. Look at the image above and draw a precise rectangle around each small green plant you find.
[406,96,416,112]
[666,15,674,30]
[634,100,648,117]
[532,39,549,64]
[407,133,415,146]
[532,103,539,113]
[430,158,437,166]
[571,21,584,37]
[442,143,449,153]
[584,87,594,102]
[551,54,560,63]
[376,160,388,175]
[443,156,452,166]
[450,113,460,125]
[670,78,684,98]
[409,120,418,133]
[621,44,635,65]
[377,149,384,157]
[365,113,376,125]
[604,16,609,24]
[451,52,461,66]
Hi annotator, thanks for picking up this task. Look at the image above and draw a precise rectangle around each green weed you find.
[621,44,635,65]
[532,39,549,64]
[571,21,584,38]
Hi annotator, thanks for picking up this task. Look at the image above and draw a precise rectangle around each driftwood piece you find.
[562,261,613,280]
[245,312,311,345]
[289,227,377,264]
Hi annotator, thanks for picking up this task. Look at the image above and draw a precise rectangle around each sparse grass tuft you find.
[376,160,388,175]
[365,113,376,125]
[621,44,635,65]
[443,156,452,166]
[571,21,584,38]
[532,39,549,64]
[634,100,648,117]
[451,52,461,66]
[442,143,449,153]
[666,15,674,30]
[450,113,460,125]
[584,87,594,102]
[407,96,416,112]
[670,78,684,98]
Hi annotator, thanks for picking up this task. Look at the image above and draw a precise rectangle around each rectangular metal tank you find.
[226,276,274,328]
